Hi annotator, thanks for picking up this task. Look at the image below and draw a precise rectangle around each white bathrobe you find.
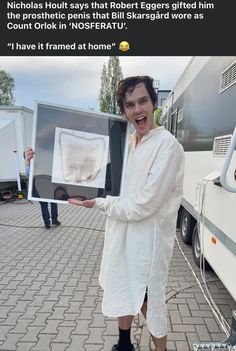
[95,126,185,338]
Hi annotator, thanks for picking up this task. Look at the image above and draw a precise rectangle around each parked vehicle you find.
[0,106,33,188]
[161,57,236,304]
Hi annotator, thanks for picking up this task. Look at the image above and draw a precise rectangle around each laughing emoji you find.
[119,41,130,52]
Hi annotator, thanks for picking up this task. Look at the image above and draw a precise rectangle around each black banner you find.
[0,0,235,56]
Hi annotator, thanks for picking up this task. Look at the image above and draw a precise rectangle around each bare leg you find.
[140,301,147,319]
[140,303,167,351]
[118,315,134,329]
[152,334,167,351]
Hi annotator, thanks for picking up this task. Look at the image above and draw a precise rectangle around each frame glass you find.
[28,102,128,203]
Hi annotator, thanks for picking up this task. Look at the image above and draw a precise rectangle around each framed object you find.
[28,102,129,203]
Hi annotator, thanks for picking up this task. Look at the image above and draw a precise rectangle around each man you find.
[26,147,61,229]
[69,76,184,351]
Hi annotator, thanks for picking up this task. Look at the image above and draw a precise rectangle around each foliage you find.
[99,57,123,114]
[0,69,15,105]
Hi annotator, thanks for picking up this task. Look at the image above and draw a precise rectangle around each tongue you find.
[137,118,146,127]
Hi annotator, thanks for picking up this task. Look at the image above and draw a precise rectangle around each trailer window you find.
[178,108,184,123]
[170,109,179,136]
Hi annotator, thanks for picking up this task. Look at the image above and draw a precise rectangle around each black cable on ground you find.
[0,223,105,232]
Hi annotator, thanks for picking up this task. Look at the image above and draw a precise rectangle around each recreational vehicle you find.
[0,106,33,188]
[161,57,236,304]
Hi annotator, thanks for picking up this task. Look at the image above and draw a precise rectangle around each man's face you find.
[123,83,155,139]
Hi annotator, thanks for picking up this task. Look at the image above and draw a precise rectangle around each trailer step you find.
[193,311,236,351]
[193,343,232,350]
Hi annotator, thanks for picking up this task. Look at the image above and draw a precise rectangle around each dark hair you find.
[116,76,157,113]
[54,186,69,200]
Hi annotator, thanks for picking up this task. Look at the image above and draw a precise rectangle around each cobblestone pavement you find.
[0,199,235,351]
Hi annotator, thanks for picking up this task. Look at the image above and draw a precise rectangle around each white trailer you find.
[161,57,236,349]
[0,106,33,183]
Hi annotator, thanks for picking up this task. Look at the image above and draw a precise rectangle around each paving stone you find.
[42,277,58,286]
[66,301,83,313]
[77,307,94,320]
[20,307,41,319]
[0,295,19,307]
[204,317,221,333]
[10,300,30,313]
[178,304,191,317]
[182,317,204,325]
[0,306,14,319]
[38,301,56,313]
[169,298,190,305]
[28,296,46,307]
[85,327,105,345]
[102,336,119,351]
[210,332,227,341]
[30,313,51,326]
[72,320,91,335]
[167,304,178,311]
[199,304,212,311]
[64,313,80,322]
[19,291,38,301]
[172,324,196,332]
[0,204,235,351]
[73,282,89,291]
[0,333,24,350]
[2,281,20,290]
[195,324,211,341]
[54,296,71,307]
[0,290,15,300]
[27,282,43,291]
[93,302,103,314]
[90,313,106,328]
[186,332,200,349]
[51,343,70,351]
[19,326,44,342]
[1,312,23,326]
[48,307,67,320]
[84,345,103,351]
[31,334,54,351]
[169,310,182,324]
[40,319,61,334]
[51,282,65,291]
[83,296,97,307]
[52,326,75,343]
[44,291,61,302]
[67,334,88,351]
[10,286,28,296]
[166,340,177,351]
[103,320,118,336]
[19,277,33,290]
[0,325,14,342]
[9,319,34,334]
[59,321,75,328]
[0,277,13,285]
[176,340,190,351]
[16,342,37,351]
[168,332,186,341]
[191,310,215,318]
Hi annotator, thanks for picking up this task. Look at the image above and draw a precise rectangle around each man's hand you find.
[68,198,95,208]
[26,147,34,166]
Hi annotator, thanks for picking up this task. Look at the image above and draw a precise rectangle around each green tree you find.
[99,57,123,114]
[0,69,15,105]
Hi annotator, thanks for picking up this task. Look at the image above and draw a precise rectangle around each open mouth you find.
[135,116,146,125]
